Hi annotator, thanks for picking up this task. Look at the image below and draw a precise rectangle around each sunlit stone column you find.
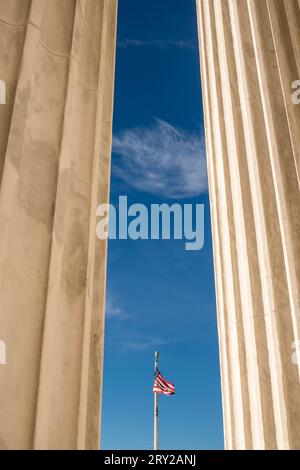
[0,0,117,449]
[197,0,300,450]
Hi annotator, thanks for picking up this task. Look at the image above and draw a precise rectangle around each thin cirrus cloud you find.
[112,119,207,199]
[120,337,182,352]
[106,296,128,321]
[118,38,196,50]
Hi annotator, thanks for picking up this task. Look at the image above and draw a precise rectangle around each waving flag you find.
[153,369,175,396]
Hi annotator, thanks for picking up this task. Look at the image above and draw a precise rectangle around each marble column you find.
[0,0,117,449]
[197,0,300,450]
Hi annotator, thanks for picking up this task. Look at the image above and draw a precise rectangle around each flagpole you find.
[154,351,159,451]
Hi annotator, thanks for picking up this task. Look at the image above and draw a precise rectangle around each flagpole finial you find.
[154,351,159,373]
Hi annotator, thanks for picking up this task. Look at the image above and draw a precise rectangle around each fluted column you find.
[197,0,300,449]
[0,0,117,450]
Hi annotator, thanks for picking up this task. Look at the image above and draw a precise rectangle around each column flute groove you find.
[197,0,234,449]
[199,0,253,449]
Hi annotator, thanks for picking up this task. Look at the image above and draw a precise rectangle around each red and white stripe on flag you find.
[153,369,175,396]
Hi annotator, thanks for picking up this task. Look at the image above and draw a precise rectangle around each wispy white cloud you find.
[112,119,207,199]
[120,336,182,351]
[118,38,196,50]
[106,296,128,321]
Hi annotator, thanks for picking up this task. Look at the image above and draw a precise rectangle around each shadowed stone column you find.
[197,0,300,450]
[0,0,117,450]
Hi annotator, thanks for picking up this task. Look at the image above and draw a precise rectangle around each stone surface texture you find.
[0,0,117,450]
[197,0,300,450]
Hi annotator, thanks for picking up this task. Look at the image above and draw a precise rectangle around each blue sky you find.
[101,0,223,450]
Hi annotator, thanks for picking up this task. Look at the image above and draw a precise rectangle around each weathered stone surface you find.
[0,0,117,450]
[197,0,300,450]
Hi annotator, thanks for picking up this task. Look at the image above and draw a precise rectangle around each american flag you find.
[153,369,175,396]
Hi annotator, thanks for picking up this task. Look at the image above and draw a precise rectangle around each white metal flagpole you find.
[154,351,159,450]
